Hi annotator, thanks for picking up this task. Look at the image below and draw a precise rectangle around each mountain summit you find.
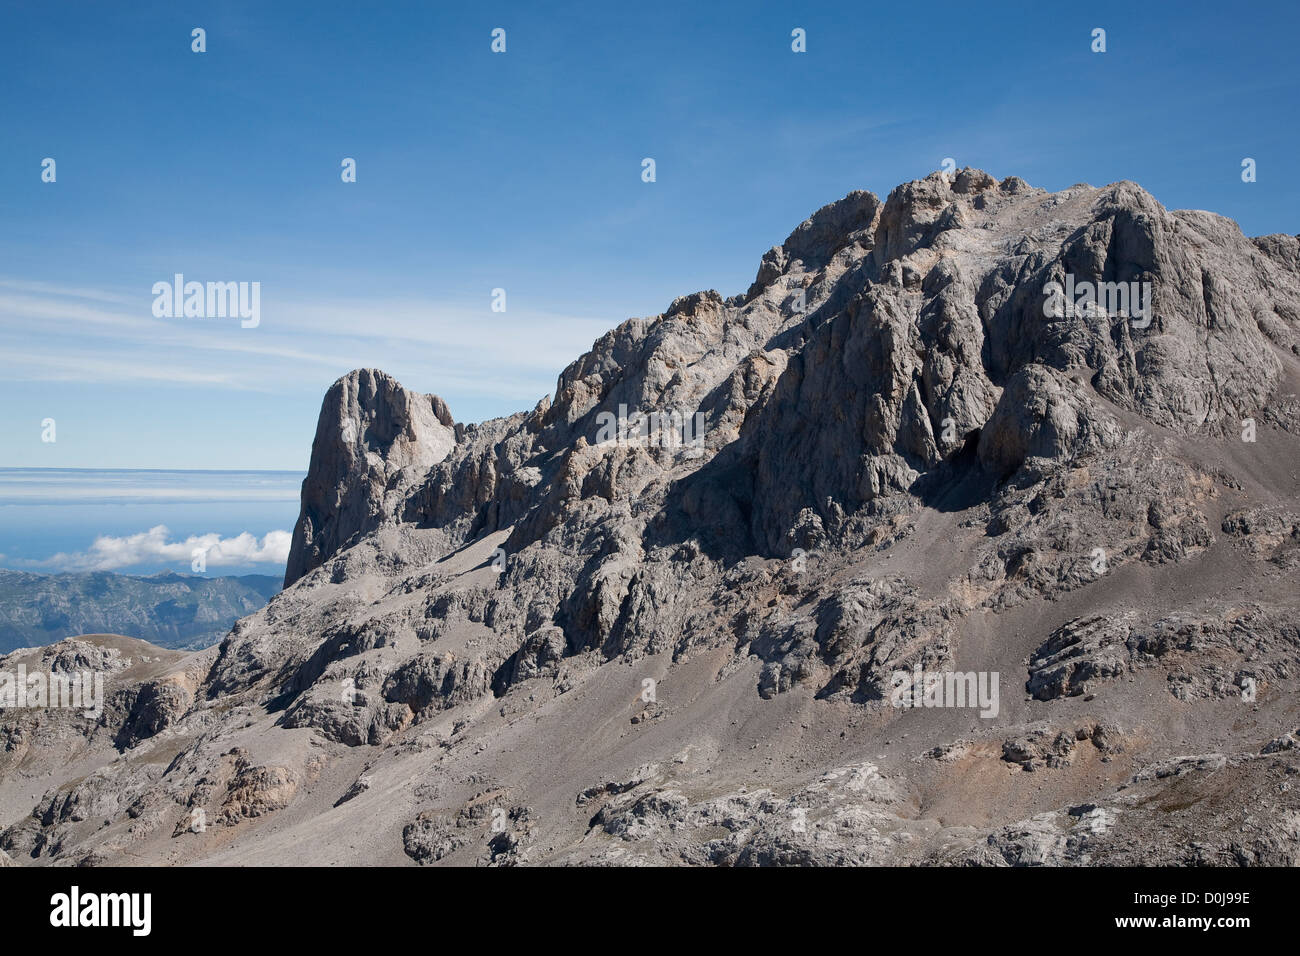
[5,171,1300,866]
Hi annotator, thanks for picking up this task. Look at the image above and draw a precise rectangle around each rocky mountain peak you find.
[7,171,1299,868]
[285,367,458,586]
[285,169,1300,583]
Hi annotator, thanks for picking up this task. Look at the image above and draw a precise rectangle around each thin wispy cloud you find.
[0,278,135,304]
[1,349,245,386]
[0,281,613,404]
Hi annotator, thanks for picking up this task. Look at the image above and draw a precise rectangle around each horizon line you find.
[0,466,307,475]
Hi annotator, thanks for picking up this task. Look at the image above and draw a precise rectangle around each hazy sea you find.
[0,468,303,576]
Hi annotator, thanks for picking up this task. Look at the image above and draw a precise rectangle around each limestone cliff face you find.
[264,169,1300,708]
[285,368,457,586]
[7,172,1300,867]
[291,171,1300,573]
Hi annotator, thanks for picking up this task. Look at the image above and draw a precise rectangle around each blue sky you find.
[2,0,1298,471]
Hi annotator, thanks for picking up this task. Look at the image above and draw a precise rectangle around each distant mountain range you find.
[0,569,280,652]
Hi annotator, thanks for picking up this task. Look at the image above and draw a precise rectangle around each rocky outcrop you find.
[4,171,1299,868]
[1027,605,1300,702]
[285,368,458,586]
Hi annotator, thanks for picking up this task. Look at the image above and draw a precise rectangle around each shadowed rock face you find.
[5,171,1300,867]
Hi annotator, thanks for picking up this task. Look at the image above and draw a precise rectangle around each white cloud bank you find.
[34,525,292,572]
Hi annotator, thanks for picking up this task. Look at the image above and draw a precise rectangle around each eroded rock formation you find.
[4,171,1299,866]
